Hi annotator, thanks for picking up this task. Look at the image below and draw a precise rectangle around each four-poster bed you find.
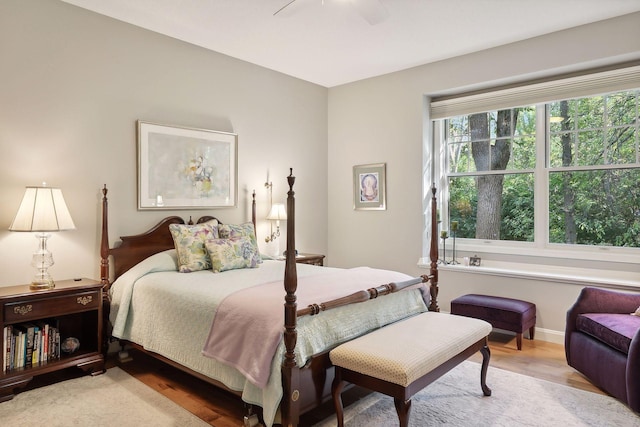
[100,169,442,427]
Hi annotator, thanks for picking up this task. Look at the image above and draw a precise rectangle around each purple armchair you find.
[565,287,640,412]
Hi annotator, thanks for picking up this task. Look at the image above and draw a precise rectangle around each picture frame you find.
[353,163,386,210]
[137,121,237,210]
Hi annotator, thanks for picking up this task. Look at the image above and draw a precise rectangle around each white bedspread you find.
[109,250,428,427]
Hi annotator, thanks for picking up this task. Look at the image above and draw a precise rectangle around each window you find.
[548,92,640,247]
[431,71,640,256]
[447,107,536,242]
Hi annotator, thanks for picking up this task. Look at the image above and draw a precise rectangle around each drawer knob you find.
[14,304,33,316]
[77,295,93,306]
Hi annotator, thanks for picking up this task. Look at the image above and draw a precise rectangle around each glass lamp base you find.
[31,277,55,290]
[30,233,55,290]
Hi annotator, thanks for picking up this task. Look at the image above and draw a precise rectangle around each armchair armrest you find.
[626,327,640,412]
[565,287,640,362]
[568,287,640,317]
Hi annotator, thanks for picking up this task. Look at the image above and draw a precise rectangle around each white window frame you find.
[422,64,640,270]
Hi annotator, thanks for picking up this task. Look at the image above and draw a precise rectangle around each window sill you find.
[417,258,640,291]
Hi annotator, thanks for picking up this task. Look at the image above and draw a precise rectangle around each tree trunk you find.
[560,100,577,243]
[470,110,515,240]
[476,175,504,239]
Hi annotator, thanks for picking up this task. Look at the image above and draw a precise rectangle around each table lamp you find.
[265,203,287,258]
[266,203,287,242]
[9,185,76,290]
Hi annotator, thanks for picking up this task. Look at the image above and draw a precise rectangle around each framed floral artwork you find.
[137,121,237,210]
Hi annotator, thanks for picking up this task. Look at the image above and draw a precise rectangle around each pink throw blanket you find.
[201,267,417,388]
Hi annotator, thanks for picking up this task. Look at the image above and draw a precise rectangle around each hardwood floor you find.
[107,331,605,427]
[468,331,603,395]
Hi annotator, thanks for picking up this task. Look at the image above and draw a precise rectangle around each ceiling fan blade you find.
[352,0,389,25]
[274,0,298,16]
[274,0,389,25]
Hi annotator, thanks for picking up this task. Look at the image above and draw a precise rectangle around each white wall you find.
[328,12,640,339]
[0,0,328,286]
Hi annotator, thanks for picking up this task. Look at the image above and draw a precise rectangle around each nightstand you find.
[295,253,326,266]
[0,278,105,402]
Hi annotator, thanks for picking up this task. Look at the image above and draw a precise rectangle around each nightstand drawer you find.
[4,290,100,323]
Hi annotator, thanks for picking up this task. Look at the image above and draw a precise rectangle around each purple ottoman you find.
[451,294,536,350]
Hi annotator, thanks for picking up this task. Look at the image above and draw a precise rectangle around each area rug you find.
[313,361,639,427]
[0,367,208,426]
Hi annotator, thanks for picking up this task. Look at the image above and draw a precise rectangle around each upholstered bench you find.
[329,312,492,427]
[450,294,536,350]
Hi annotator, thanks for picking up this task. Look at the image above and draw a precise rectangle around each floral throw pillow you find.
[218,222,262,264]
[169,222,219,272]
[205,237,260,273]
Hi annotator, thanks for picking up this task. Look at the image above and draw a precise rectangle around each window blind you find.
[430,64,640,120]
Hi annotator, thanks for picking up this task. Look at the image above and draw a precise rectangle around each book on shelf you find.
[2,320,61,373]
[32,326,40,366]
[11,327,23,370]
[24,323,36,368]
[3,325,11,373]
[2,327,5,374]
[11,326,22,369]
[39,322,49,363]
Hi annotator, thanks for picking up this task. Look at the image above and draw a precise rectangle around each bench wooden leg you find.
[516,333,523,350]
[332,368,346,427]
[529,325,535,340]
[393,397,411,427]
[480,342,492,396]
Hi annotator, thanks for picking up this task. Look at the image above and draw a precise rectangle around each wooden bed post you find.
[100,185,110,289]
[428,184,439,312]
[251,190,256,234]
[281,168,300,427]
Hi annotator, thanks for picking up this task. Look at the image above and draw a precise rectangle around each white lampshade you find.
[9,186,76,232]
[266,203,287,221]
[9,185,76,290]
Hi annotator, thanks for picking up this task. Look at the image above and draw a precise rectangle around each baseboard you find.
[490,325,564,345]
[533,327,564,345]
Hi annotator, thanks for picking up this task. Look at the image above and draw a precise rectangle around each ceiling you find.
[60,0,640,88]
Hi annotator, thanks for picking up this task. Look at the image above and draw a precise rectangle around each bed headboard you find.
[100,185,256,287]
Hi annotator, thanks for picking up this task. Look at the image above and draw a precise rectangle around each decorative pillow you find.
[169,221,219,272]
[205,237,260,273]
[218,222,262,263]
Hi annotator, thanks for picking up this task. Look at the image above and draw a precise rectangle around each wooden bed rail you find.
[297,275,432,317]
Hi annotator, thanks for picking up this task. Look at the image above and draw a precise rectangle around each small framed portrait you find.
[469,255,482,267]
[353,163,386,210]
